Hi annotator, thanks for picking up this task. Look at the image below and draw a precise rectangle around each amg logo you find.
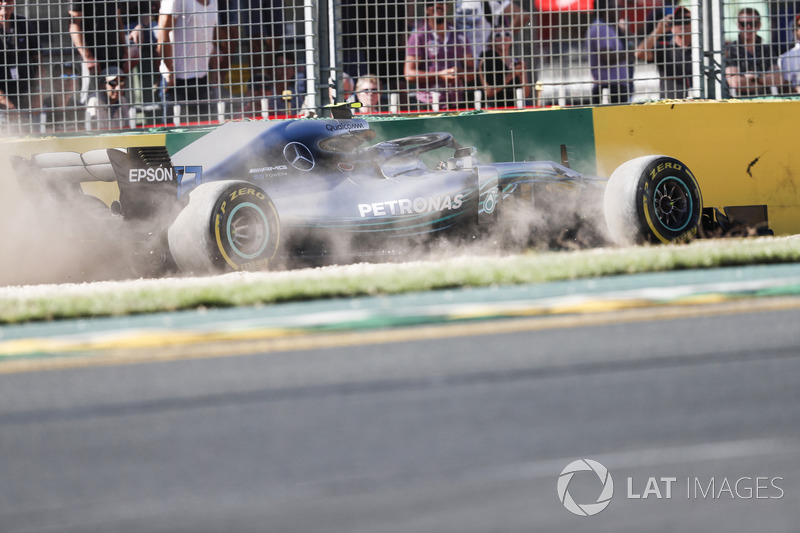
[129,167,175,182]
[250,165,288,173]
[358,193,465,218]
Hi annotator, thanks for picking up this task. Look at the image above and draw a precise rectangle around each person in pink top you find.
[404,1,476,110]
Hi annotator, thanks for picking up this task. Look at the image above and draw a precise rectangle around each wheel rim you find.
[653,176,692,231]
[226,202,270,259]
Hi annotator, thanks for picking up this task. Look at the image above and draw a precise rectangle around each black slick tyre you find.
[603,155,702,245]
[168,180,280,273]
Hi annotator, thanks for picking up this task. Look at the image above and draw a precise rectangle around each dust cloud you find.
[0,143,146,286]
[0,124,614,288]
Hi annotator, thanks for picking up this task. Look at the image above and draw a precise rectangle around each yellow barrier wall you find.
[593,100,800,235]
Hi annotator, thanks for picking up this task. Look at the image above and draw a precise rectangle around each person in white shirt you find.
[778,15,800,94]
[156,0,219,124]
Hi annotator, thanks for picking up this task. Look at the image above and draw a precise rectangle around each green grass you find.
[1,237,799,324]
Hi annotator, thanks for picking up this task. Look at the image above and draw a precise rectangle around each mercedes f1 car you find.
[12,104,714,276]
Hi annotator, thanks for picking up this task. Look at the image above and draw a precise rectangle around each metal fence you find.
[1,0,797,136]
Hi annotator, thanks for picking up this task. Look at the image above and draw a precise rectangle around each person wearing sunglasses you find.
[354,74,383,114]
[724,7,781,97]
[777,14,800,94]
[86,66,134,131]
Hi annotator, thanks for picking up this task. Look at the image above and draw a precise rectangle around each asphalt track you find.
[1,265,800,532]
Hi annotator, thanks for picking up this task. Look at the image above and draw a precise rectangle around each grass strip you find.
[1,237,799,324]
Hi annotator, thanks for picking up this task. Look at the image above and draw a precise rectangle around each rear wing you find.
[107,147,178,221]
[11,149,121,195]
[11,146,179,222]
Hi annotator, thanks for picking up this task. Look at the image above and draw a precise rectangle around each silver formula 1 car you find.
[13,104,710,277]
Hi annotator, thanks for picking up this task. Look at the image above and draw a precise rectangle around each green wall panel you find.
[367,108,597,175]
[160,108,597,175]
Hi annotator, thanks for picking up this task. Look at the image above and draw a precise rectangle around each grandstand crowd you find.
[0,0,797,134]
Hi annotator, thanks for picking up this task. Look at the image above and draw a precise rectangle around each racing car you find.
[12,104,709,277]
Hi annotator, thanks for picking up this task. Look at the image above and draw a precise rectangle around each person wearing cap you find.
[404,1,476,111]
[724,7,781,97]
[778,15,800,93]
[635,6,694,100]
[0,0,41,132]
[86,66,134,131]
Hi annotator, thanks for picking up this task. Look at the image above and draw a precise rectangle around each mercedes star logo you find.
[283,142,315,171]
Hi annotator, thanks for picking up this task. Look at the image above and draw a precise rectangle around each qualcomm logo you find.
[283,142,315,171]
[557,459,614,517]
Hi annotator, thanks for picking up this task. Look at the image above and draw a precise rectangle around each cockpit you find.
[318,128,376,153]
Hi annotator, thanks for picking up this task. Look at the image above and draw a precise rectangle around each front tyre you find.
[603,155,702,245]
[168,181,280,273]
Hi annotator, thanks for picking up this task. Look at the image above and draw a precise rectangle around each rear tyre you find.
[168,181,280,273]
[603,155,702,245]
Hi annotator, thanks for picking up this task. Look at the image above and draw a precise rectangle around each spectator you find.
[617,0,665,40]
[68,2,128,106]
[723,1,771,45]
[0,0,41,132]
[635,6,693,100]
[341,1,413,89]
[354,74,383,114]
[213,0,242,102]
[86,66,134,130]
[778,14,800,94]
[479,30,532,108]
[329,72,356,104]
[250,50,303,118]
[725,7,782,97]
[586,0,634,104]
[772,5,797,57]
[44,63,81,132]
[122,1,160,104]
[339,2,368,79]
[404,1,476,110]
[238,0,284,86]
[157,0,219,124]
[455,1,530,57]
